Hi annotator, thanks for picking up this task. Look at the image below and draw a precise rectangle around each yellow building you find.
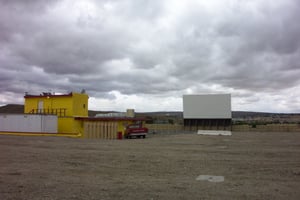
[24,92,88,136]
[24,92,145,138]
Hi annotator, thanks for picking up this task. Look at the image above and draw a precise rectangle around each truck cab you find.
[124,123,148,139]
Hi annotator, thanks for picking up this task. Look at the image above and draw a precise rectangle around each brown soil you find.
[0,132,300,200]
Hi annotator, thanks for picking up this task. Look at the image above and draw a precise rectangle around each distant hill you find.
[135,111,183,118]
[135,111,300,118]
[0,104,299,120]
[232,111,273,118]
[0,104,24,114]
[232,111,300,118]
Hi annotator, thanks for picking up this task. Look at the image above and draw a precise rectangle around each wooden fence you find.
[145,124,184,133]
[83,123,300,139]
[232,124,300,132]
[145,123,300,133]
[84,121,118,139]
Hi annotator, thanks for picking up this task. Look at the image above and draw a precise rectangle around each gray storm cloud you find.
[0,0,300,112]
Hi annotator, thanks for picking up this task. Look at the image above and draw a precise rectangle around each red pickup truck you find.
[124,124,148,139]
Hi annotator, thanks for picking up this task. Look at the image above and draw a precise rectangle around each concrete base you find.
[197,130,232,136]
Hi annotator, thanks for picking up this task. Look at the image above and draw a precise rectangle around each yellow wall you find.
[72,93,89,117]
[58,117,84,136]
[117,120,127,135]
[24,92,88,117]
[51,97,73,116]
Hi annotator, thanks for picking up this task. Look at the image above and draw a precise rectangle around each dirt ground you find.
[0,132,300,200]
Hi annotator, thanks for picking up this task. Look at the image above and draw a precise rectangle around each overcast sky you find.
[0,0,300,112]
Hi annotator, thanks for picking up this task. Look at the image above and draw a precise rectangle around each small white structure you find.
[197,130,232,136]
[0,114,57,133]
[126,109,135,118]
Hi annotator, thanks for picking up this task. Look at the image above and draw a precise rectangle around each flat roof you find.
[24,92,89,99]
[24,92,73,99]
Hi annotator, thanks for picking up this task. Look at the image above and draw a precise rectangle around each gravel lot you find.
[1,132,300,200]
